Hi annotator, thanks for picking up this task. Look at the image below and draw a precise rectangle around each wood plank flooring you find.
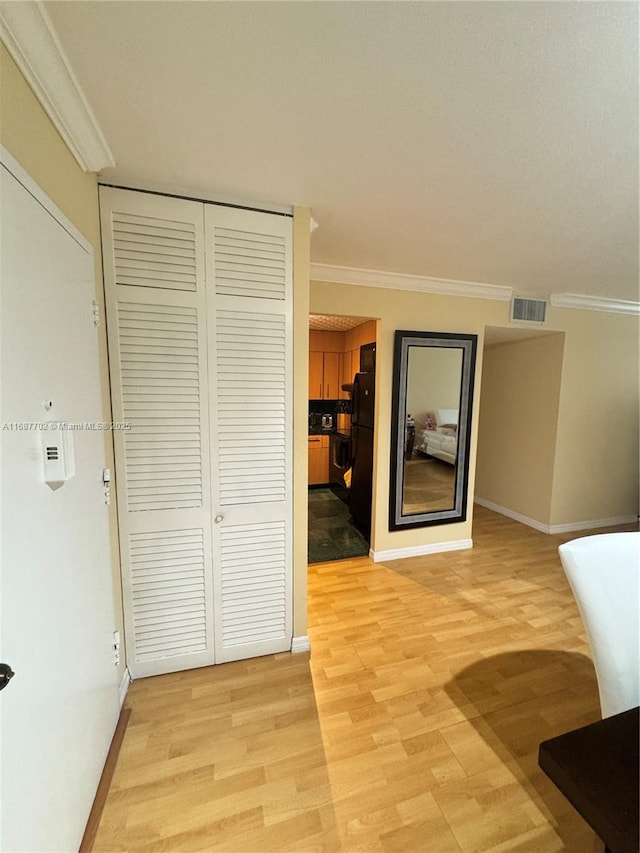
[93,507,637,851]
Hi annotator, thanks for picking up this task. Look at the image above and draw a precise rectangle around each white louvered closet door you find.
[205,206,293,662]
[101,188,215,678]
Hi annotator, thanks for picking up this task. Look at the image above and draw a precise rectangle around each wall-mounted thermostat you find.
[41,424,75,490]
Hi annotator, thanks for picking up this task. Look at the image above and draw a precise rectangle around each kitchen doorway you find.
[307,313,377,563]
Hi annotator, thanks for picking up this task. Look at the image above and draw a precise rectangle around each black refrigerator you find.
[350,371,375,536]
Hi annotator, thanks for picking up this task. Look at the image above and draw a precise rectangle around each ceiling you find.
[45,1,639,303]
[309,314,373,332]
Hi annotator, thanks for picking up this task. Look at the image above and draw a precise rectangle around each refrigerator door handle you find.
[352,375,360,425]
[351,429,358,464]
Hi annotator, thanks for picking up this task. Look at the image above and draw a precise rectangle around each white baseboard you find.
[118,667,131,707]
[548,516,638,534]
[474,497,637,535]
[371,538,473,562]
[291,635,310,653]
[474,497,551,533]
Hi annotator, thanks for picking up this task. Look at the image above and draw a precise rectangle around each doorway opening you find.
[473,325,565,536]
[307,313,377,563]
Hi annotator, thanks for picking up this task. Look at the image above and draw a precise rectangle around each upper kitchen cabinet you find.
[344,320,377,376]
[339,350,352,399]
[309,351,324,400]
[309,331,343,400]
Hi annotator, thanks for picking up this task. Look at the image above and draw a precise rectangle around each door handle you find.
[0,663,15,691]
[214,514,224,524]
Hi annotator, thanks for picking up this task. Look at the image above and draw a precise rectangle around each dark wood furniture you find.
[538,706,639,853]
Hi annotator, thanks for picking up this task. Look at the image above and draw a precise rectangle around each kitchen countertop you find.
[308,427,351,438]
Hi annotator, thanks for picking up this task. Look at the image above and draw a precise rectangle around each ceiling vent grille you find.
[511,297,547,324]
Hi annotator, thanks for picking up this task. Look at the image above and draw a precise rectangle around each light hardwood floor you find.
[93,507,636,851]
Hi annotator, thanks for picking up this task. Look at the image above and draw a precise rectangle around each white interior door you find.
[101,187,294,676]
[205,206,293,662]
[100,187,215,678]
[0,153,119,851]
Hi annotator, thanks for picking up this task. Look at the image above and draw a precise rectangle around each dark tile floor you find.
[307,486,370,564]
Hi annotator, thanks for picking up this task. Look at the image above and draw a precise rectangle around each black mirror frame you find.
[389,330,478,531]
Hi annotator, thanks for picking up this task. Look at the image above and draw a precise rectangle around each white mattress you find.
[415,428,457,456]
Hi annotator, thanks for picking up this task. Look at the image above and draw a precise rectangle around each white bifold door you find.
[100,187,293,678]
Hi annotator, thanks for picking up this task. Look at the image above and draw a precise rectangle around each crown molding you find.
[0,1,114,172]
[550,293,640,316]
[310,263,512,302]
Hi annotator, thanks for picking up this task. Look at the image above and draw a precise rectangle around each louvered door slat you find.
[218,522,287,647]
[213,310,286,506]
[206,205,293,663]
[113,211,197,292]
[101,187,215,678]
[129,528,208,662]
[213,224,286,300]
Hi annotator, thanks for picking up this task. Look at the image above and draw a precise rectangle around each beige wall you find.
[0,42,126,679]
[475,334,564,525]
[310,279,639,552]
[310,281,499,552]
[551,310,640,526]
[0,44,100,246]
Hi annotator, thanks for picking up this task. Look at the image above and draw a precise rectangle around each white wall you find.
[0,153,121,851]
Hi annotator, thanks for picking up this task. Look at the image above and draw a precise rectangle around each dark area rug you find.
[308,486,369,564]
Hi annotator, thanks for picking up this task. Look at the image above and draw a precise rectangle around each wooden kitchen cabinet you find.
[340,349,353,398]
[344,320,377,382]
[308,324,375,400]
[308,350,340,399]
[308,434,330,484]
[309,351,324,399]
[323,351,340,399]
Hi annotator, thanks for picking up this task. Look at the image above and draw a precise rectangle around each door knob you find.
[0,663,15,691]
[214,514,224,524]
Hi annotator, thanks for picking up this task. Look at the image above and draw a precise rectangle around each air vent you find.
[511,297,547,323]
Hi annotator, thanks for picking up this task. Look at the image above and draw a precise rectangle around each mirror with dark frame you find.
[389,331,477,530]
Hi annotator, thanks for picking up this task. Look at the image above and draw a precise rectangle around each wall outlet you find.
[113,630,121,666]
